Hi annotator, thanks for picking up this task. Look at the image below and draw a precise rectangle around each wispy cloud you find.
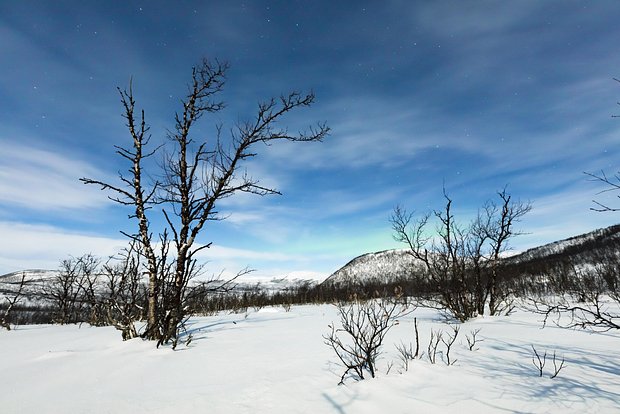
[505,181,620,252]
[0,219,346,280]
[1,1,619,280]
[0,140,110,212]
[0,221,126,274]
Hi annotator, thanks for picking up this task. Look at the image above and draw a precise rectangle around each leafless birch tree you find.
[81,82,161,339]
[82,58,329,345]
[0,273,28,330]
[391,189,530,321]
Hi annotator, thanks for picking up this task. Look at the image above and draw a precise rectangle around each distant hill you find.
[0,269,57,283]
[321,249,421,287]
[501,224,620,275]
[5,224,620,292]
[0,269,57,300]
[321,224,620,287]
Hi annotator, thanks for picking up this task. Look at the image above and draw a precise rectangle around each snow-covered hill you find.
[0,268,58,283]
[5,224,620,293]
[0,268,314,299]
[0,269,57,300]
[504,224,620,265]
[322,224,620,287]
[322,249,422,287]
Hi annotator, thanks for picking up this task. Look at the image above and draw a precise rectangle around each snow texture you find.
[1,303,619,413]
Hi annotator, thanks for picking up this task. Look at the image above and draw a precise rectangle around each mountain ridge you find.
[322,224,620,286]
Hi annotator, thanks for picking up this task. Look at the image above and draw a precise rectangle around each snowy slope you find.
[1,303,619,413]
[0,269,57,301]
[323,224,620,287]
[505,224,620,264]
[0,269,57,283]
[322,249,422,287]
[0,269,315,301]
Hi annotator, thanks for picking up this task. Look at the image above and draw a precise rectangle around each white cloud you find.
[515,183,620,251]
[197,244,307,262]
[0,140,110,212]
[0,219,345,280]
[0,221,126,274]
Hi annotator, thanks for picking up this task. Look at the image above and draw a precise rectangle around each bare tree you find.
[482,189,532,315]
[75,254,104,326]
[532,261,620,332]
[0,273,28,330]
[586,170,620,212]
[83,58,329,345]
[42,257,90,324]
[324,290,412,384]
[81,82,161,339]
[391,189,530,321]
[101,243,147,340]
[556,106,620,331]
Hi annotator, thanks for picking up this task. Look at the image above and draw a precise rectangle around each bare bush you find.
[42,255,99,324]
[531,345,565,379]
[392,189,530,321]
[75,254,104,326]
[395,317,421,372]
[324,290,412,384]
[532,261,620,332]
[100,244,147,340]
[441,324,460,365]
[531,345,546,377]
[466,328,483,351]
[427,329,442,365]
[550,351,566,379]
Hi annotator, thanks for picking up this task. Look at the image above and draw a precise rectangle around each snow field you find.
[1,303,619,413]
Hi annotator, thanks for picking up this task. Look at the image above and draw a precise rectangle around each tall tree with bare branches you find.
[83,58,329,345]
[81,82,161,339]
[391,189,530,320]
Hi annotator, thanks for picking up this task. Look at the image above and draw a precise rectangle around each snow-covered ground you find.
[1,303,619,413]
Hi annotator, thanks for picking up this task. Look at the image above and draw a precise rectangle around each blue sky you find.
[1,1,620,280]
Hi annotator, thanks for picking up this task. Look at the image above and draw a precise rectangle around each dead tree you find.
[81,82,161,339]
[0,273,28,330]
[324,291,412,384]
[391,189,530,321]
[83,58,328,345]
[532,262,620,332]
[481,189,531,315]
[101,243,147,340]
[43,257,87,324]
